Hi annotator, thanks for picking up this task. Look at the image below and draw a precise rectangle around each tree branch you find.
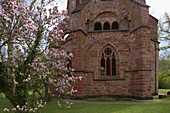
[0,39,10,50]
[29,0,37,11]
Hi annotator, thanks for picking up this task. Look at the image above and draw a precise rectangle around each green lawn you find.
[1,95,170,113]
[0,96,14,113]
[41,102,170,113]
[159,89,170,93]
[1,91,170,113]
[161,97,170,101]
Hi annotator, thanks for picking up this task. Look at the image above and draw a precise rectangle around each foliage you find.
[158,52,170,89]
[159,76,170,89]
[0,0,79,112]
[158,12,170,50]
[159,89,170,93]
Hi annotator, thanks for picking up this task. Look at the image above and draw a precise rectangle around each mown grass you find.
[0,95,14,113]
[1,90,170,113]
[161,97,170,101]
[159,89,170,93]
[41,102,170,113]
[1,93,170,113]
[1,99,170,113]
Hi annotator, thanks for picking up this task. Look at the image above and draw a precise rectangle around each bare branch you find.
[29,0,37,10]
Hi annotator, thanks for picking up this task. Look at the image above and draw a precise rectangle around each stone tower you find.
[61,0,159,99]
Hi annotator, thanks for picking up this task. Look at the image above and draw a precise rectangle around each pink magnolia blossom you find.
[67,106,70,109]
[12,108,16,111]
[14,81,18,85]
[44,101,46,105]
[3,108,9,112]
[16,105,20,108]
[1,0,76,111]
[11,9,19,15]
[4,16,12,22]
[29,109,33,112]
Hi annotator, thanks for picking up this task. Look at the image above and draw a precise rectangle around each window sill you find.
[88,29,129,33]
[94,76,125,81]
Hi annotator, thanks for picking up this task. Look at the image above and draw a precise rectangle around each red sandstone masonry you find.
[60,0,158,99]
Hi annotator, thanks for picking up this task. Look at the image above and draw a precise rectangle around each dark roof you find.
[131,0,150,8]
[71,0,90,14]
[149,14,158,22]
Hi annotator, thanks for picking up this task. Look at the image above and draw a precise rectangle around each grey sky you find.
[146,0,170,19]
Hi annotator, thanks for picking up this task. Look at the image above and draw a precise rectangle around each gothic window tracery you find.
[101,47,116,76]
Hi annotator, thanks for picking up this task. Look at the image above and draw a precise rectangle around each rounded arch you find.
[94,22,102,30]
[99,44,119,76]
[103,22,110,30]
[93,11,117,21]
[112,21,119,29]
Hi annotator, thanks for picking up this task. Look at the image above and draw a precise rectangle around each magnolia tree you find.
[0,0,78,112]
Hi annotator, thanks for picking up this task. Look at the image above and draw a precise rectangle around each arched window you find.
[112,21,119,29]
[66,58,72,76]
[103,22,110,30]
[101,47,116,76]
[66,52,72,76]
[67,58,72,71]
[94,22,102,30]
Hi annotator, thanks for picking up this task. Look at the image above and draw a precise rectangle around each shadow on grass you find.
[87,98,139,103]
[0,94,14,113]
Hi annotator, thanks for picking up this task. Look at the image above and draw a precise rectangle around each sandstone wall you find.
[61,0,158,99]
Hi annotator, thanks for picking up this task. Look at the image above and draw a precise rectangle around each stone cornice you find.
[130,25,151,34]
[68,29,87,36]
[130,0,150,8]
[60,38,72,46]
[73,70,94,73]
[150,38,160,44]
[125,68,152,73]
[88,29,129,33]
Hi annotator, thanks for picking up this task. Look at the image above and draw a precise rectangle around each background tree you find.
[158,12,170,50]
[0,0,78,112]
[158,51,170,89]
[158,12,170,88]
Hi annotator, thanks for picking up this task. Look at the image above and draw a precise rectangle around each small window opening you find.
[103,22,110,30]
[67,58,72,70]
[66,52,72,76]
[94,22,102,30]
[112,22,119,29]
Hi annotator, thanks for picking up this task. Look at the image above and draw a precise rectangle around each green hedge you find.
[159,73,170,89]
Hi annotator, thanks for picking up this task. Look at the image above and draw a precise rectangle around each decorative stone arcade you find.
[61,0,159,99]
